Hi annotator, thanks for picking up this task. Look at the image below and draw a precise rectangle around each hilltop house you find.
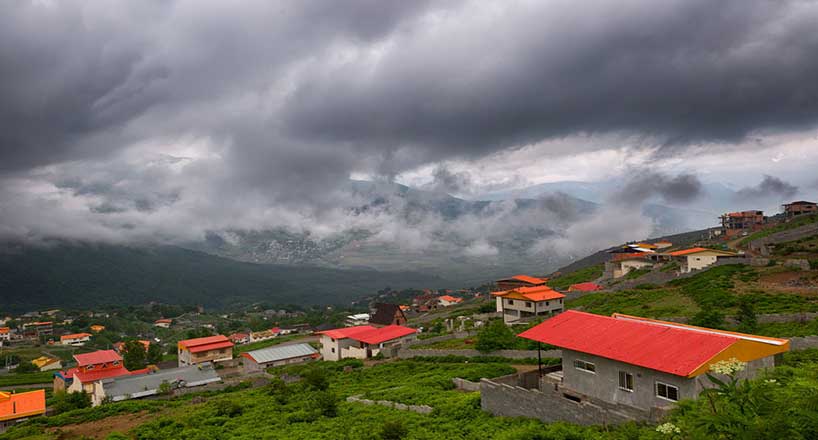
[605,253,654,279]
[438,295,463,307]
[517,311,788,418]
[97,363,221,405]
[369,303,407,327]
[783,200,818,218]
[154,319,172,328]
[318,325,417,361]
[242,343,318,373]
[54,350,148,398]
[177,335,234,367]
[60,332,92,346]
[0,327,9,344]
[31,356,61,372]
[0,390,46,433]
[720,210,765,237]
[491,285,566,324]
[89,325,105,333]
[667,247,738,273]
[22,321,52,337]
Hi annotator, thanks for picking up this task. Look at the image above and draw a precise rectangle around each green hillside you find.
[0,242,446,312]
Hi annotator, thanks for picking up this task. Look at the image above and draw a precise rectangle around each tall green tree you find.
[121,340,147,371]
[146,342,164,365]
[475,319,516,353]
[735,297,758,333]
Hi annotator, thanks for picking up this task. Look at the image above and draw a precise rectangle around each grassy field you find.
[235,335,304,353]
[0,371,55,387]
[547,264,604,290]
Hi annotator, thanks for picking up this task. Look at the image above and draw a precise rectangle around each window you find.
[545,301,550,306]
[525,302,532,307]
[331,347,335,353]
[112,361,120,366]
[508,299,514,305]
[618,371,634,391]
[573,359,596,373]
[656,382,679,401]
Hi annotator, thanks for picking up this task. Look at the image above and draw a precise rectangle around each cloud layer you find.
[1,0,818,258]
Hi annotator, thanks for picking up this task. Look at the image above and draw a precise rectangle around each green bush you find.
[380,419,409,440]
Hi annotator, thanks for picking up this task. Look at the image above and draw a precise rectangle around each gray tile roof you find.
[245,343,317,364]
[102,363,221,401]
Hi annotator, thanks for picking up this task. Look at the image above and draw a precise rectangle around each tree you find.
[121,340,147,371]
[475,319,516,353]
[52,391,91,414]
[302,367,329,391]
[380,420,409,440]
[146,342,164,365]
[735,298,758,333]
[690,310,726,330]
[13,359,37,374]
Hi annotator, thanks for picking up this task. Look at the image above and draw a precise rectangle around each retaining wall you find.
[346,395,433,414]
[396,348,560,359]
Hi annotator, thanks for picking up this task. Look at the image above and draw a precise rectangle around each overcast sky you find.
[2,0,818,245]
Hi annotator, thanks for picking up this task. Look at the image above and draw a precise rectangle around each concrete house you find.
[667,247,738,273]
[516,311,788,419]
[31,356,62,372]
[606,253,654,279]
[0,327,9,344]
[494,275,549,311]
[491,285,566,324]
[177,335,234,367]
[249,328,280,343]
[369,303,407,327]
[783,200,818,218]
[720,210,765,237]
[154,319,172,328]
[55,350,148,397]
[345,313,370,326]
[242,343,318,373]
[317,325,416,361]
[60,332,92,346]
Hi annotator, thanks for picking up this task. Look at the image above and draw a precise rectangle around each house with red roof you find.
[54,350,150,405]
[666,247,738,273]
[177,335,234,367]
[0,389,46,432]
[0,327,9,344]
[495,274,549,291]
[154,318,172,328]
[317,325,417,361]
[516,311,789,417]
[568,282,603,292]
[491,285,565,324]
[437,295,463,307]
[228,332,250,345]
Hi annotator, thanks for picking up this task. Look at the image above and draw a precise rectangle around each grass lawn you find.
[0,371,55,387]
[567,287,699,318]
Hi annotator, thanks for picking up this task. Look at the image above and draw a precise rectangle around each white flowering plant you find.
[656,422,681,436]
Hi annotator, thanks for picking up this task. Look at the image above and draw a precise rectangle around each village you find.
[1,200,818,435]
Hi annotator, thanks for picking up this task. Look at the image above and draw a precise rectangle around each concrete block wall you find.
[480,378,653,425]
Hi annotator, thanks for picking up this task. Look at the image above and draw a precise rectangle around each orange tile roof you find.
[508,275,549,284]
[0,389,46,422]
[438,295,462,302]
[669,248,713,257]
[612,252,651,262]
[178,335,234,353]
[60,332,92,341]
[494,285,565,302]
[0,327,8,334]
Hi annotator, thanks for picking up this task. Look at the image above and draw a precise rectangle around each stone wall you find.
[452,377,481,392]
[790,336,818,350]
[480,378,664,425]
[346,395,433,414]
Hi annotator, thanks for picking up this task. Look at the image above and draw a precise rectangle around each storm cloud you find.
[1,0,817,254]
[735,175,799,201]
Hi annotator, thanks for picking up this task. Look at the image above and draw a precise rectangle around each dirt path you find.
[49,411,157,439]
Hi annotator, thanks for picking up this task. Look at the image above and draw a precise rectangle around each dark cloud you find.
[735,175,798,200]
[421,166,473,195]
[614,172,703,205]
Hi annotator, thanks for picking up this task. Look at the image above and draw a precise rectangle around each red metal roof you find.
[517,311,738,377]
[74,350,122,366]
[568,282,603,292]
[612,252,651,262]
[178,335,231,350]
[318,325,416,345]
[317,325,379,340]
[73,366,131,383]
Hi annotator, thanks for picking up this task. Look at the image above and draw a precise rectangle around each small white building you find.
[667,248,739,273]
[317,325,417,361]
[491,286,566,324]
[60,332,92,346]
[607,254,654,279]
[154,319,172,328]
[345,313,370,326]
[437,295,463,307]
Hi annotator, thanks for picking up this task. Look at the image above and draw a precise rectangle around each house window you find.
[573,359,596,373]
[618,371,634,391]
[545,301,550,306]
[525,302,532,307]
[508,299,514,305]
[656,382,679,401]
[331,348,335,353]
[112,361,120,366]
